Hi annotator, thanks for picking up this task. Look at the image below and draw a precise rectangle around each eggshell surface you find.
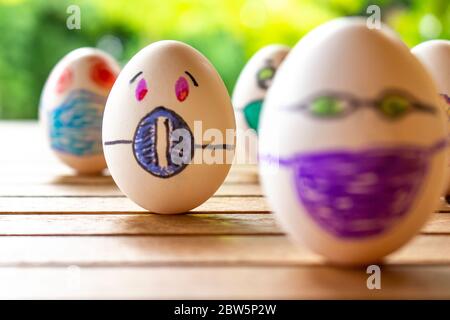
[232,45,289,163]
[258,18,448,265]
[40,48,120,173]
[103,41,236,214]
[411,40,450,194]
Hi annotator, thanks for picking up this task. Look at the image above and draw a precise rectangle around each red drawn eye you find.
[90,59,116,89]
[135,78,148,101]
[56,68,73,94]
[175,76,189,102]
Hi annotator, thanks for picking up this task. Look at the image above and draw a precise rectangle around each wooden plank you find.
[0,265,449,299]
[0,196,270,213]
[422,213,450,234]
[437,199,450,213]
[0,170,259,185]
[0,235,448,267]
[0,214,278,235]
[0,213,447,236]
[0,183,262,197]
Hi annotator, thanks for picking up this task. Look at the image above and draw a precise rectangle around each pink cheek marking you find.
[135,78,148,101]
[175,76,189,102]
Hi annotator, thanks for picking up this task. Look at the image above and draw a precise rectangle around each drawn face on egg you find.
[39,48,120,175]
[103,42,235,180]
[263,89,443,238]
[102,41,236,213]
[259,20,447,246]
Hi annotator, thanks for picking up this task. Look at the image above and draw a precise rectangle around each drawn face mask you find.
[260,90,445,238]
[242,61,277,133]
[49,89,106,156]
[104,71,233,179]
[263,139,446,238]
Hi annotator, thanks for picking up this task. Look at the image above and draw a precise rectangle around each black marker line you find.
[185,71,198,87]
[195,143,235,150]
[130,71,143,84]
[104,140,133,146]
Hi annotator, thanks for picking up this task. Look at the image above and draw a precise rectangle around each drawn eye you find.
[56,68,73,94]
[256,64,275,90]
[135,78,148,101]
[175,76,189,102]
[309,96,351,117]
[378,94,412,119]
[90,60,116,89]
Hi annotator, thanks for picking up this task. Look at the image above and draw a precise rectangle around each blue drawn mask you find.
[49,89,106,156]
[104,106,233,179]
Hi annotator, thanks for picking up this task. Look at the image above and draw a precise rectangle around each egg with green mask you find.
[232,45,289,163]
[259,18,448,265]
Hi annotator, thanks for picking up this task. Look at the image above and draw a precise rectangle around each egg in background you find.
[411,40,450,197]
[40,48,120,174]
[258,18,448,265]
[102,41,236,214]
[232,45,290,164]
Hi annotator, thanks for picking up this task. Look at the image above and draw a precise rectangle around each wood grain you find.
[1,122,450,299]
[0,214,278,235]
[0,196,269,213]
[0,235,448,267]
[0,213,447,236]
[0,183,262,197]
[1,266,449,299]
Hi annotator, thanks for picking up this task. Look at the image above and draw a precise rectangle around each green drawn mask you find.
[243,99,263,133]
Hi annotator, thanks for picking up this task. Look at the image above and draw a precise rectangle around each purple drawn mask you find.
[261,139,446,238]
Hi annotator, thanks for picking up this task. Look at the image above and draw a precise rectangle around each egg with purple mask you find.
[232,45,289,163]
[40,48,120,174]
[411,40,450,198]
[258,18,448,265]
[102,41,236,214]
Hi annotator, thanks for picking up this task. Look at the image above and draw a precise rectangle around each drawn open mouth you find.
[105,106,233,178]
[260,138,446,238]
[49,89,106,156]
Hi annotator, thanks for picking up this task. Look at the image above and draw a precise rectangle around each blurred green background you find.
[0,0,448,119]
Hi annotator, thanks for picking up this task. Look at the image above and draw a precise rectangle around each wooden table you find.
[0,122,449,299]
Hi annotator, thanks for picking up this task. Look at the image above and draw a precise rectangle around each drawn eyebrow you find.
[185,71,198,87]
[130,71,143,84]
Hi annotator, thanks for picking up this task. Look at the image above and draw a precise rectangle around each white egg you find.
[411,40,450,196]
[40,48,120,174]
[102,41,236,214]
[232,45,289,163]
[259,18,447,265]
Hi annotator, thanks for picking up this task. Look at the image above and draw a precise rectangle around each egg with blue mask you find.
[102,41,236,214]
[40,48,120,174]
[411,40,450,200]
[232,45,289,164]
[258,18,448,265]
